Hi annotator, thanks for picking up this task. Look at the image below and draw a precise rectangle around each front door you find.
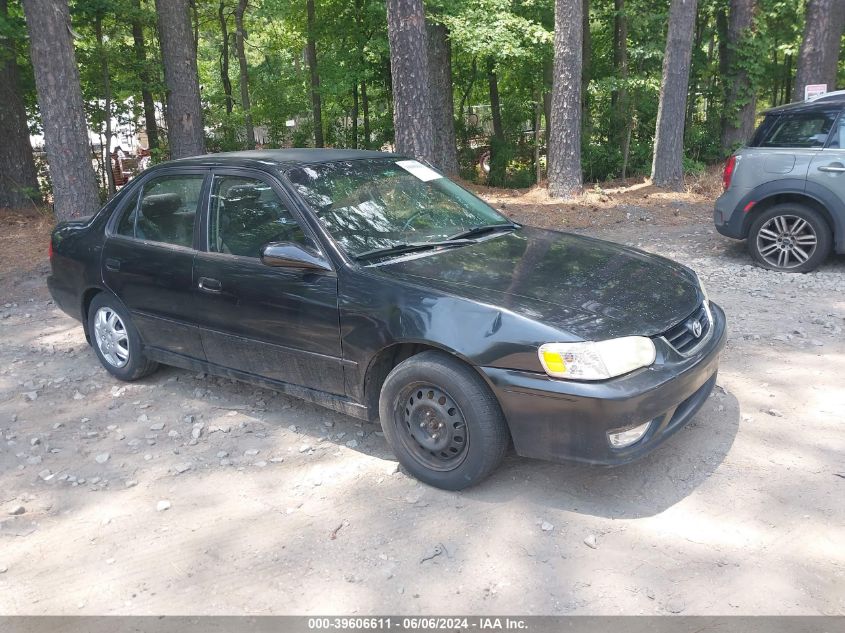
[102,170,208,359]
[191,171,345,395]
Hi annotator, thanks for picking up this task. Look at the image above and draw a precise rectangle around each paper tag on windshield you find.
[396,160,442,182]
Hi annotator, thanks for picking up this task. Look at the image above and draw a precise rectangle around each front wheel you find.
[87,293,158,381]
[747,204,832,272]
[378,351,510,490]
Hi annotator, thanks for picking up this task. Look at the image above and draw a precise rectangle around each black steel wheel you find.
[748,204,832,273]
[396,383,469,472]
[379,351,509,490]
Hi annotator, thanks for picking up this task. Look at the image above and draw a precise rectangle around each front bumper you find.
[481,303,727,465]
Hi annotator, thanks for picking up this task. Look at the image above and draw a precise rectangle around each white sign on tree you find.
[805,84,828,101]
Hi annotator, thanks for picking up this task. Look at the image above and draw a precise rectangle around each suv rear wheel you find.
[748,203,832,273]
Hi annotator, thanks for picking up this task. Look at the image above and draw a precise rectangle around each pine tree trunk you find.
[548,0,583,198]
[0,0,41,208]
[426,21,458,175]
[720,0,757,153]
[155,0,205,158]
[361,80,370,149]
[305,0,323,147]
[219,0,234,116]
[234,0,255,148]
[487,57,504,143]
[131,0,160,154]
[793,0,845,101]
[385,0,435,162]
[21,0,100,219]
[651,0,698,190]
[611,0,629,175]
[351,82,359,148]
[581,0,591,139]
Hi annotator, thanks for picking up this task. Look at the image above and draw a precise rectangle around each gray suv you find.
[715,94,845,272]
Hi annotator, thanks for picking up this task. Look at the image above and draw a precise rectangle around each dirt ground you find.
[1,177,844,615]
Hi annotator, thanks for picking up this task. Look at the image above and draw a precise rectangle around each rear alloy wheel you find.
[87,293,158,381]
[379,351,509,490]
[748,204,832,273]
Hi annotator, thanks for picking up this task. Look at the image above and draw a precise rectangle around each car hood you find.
[373,227,702,340]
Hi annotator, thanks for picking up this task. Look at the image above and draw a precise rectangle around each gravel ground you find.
[1,210,844,615]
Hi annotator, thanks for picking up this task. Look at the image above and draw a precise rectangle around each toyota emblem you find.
[690,320,702,338]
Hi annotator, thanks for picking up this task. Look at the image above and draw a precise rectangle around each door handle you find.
[198,277,223,294]
[817,164,845,173]
[105,258,121,272]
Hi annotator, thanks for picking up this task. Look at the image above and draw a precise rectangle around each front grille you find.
[660,303,711,354]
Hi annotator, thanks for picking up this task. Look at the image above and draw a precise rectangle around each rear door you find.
[102,169,208,360]
[807,110,845,199]
[191,169,345,395]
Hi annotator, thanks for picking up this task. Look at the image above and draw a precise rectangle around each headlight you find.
[538,337,656,381]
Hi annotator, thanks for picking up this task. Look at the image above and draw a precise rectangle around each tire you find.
[87,292,158,381]
[747,204,832,273]
[378,351,509,490]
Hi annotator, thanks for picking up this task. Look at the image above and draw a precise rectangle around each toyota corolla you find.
[47,149,727,489]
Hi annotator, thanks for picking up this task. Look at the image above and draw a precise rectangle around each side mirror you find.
[260,242,332,271]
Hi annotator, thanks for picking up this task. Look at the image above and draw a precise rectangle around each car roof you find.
[763,95,845,115]
[158,148,403,171]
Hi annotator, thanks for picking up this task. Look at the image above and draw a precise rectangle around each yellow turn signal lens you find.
[541,350,566,374]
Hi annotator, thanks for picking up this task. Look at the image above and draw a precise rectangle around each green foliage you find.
[12,0,832,195]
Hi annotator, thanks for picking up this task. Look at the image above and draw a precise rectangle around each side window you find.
[759,112,836,148]
[825,114,845,149]
[116,174,204,247]
[209,175,310,257]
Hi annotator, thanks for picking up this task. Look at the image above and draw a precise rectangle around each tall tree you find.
[548,0,583,198]
[21,0,99,219]
[234,0,255,147]
[385,0,435,163]
[651,0,698,190]
[130,0,160,154]
[0,0,40,208]
[427,20,458,176]
[218,0,234,116]
[793,0,845,101]
[720,0,758,153]
[305,0,323,147]
[611,0,630,177]
[94,11,115,197]
[155,0,205,158]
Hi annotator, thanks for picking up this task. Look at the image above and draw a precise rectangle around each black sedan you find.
[47,149,726,490]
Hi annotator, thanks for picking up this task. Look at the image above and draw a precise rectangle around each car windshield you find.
[286,158,513,258]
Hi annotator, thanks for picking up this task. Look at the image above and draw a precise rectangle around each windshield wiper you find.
[356,239,476,262]
[446,223,519,241]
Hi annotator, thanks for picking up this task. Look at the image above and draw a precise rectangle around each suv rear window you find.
[752,112,837,148]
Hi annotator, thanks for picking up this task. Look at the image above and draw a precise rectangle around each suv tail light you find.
[722,155,737,191]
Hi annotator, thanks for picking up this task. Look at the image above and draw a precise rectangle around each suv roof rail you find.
[808,89,845,102]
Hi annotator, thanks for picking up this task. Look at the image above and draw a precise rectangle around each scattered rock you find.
[94,452,110,464]
[156,500,171,512]
[345,439,359,449]
[539,521,554,532]
[174,462,192,474]
[149,422,165,431]
[765,408,784,418]
[584,534,598,549]
[7,505,25,516]
[665,597,686,613]
[244,449,259,457]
